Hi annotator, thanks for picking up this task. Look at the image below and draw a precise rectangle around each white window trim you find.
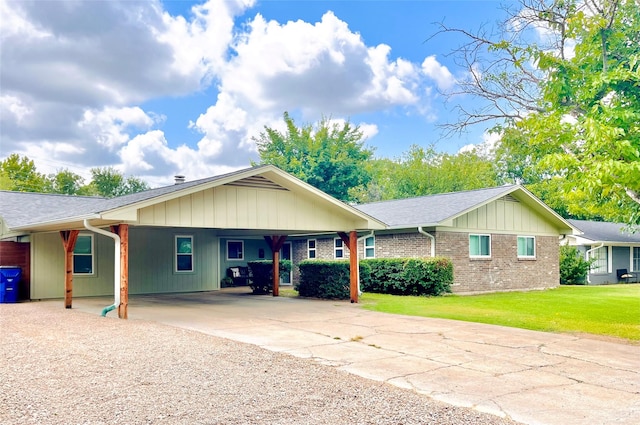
[73,233,95,275]
[175,235,194,273]
[517,235,536,259]
[469,234,491,258]
[226,240,244,261]
[307,239,317,259]
[364,236,375,259]
[631,246,640,272]
[589,245,611,275]
[334,237,344,259]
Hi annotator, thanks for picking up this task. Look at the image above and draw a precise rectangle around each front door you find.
[280,242,292,285]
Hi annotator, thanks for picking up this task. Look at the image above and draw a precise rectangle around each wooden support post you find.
[338,231,359,303]
[349,230,358,303]
[272,249,280,297]
[59,230,79,309]
[264,235,287,297]
[111,224,129,319]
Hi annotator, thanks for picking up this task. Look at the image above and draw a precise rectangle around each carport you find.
[0,166,385,318]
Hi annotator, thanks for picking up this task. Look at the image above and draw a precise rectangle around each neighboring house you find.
[566,219,640,284]
[291,185,577,294]
[0,165,384,312]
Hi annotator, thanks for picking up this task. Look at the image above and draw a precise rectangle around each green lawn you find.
[359,284,640,342]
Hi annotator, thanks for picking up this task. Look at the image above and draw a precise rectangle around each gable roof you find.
[568,219,640,244]
[355,185,575,233]
[0,165,385,234]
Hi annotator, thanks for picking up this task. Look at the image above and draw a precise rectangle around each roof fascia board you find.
[384,223,439,230]
[573,239,640,246]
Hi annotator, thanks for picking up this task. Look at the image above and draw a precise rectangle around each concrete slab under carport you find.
[69,288,640,425]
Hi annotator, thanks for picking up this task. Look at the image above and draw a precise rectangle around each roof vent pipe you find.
[174,175,186,184]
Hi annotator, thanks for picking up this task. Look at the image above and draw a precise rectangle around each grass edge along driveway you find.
[359,284,640,343]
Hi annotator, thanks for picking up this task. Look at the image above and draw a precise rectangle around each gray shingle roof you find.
[355,185,518,227]
[0,191,106,228]
[568,219,640,243]
[0,166,270,229]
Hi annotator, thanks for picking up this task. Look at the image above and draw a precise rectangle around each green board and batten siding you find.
[451,196,560,235]
[31,232,115,299]
[30,228,219,299]
[137,184,366,231]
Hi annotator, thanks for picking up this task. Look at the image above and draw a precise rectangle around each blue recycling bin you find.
[0,266,21,303]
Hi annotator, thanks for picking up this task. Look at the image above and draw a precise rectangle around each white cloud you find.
[1,1,439,187]
[421,55,455,91]
[0,95,32,124]
[190,10,424,158]
[458,131,501,157]
[79,107,157,150]
[358,123,379,140]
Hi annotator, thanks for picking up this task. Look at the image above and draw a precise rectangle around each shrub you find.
[296,257,453,299]
[559,245,591,285]
[296,260,351,299]
[247,260,292,294]
[361,257,453,296]
[360,259,406,294]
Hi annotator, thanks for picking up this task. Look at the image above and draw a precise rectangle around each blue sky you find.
[1,0,508,187]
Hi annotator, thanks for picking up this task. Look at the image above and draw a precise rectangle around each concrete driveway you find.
[72,289,639,425]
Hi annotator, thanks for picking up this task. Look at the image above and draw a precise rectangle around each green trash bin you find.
[0,266,21,303]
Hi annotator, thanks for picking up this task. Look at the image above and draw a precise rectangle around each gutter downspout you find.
[418,227,435,257]
[584,242,604,285]
[356,231,375,295]
[83,219,120,317]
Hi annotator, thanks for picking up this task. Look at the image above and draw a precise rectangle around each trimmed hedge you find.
[296,257,453,299]
[247,260,291,294]
[297,260,351,299]
[361,257,453,296]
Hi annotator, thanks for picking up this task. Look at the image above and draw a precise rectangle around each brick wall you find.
[291,231,559,294]
[435,232,559,293]
[291,237,351,285]
[365,233,432,258]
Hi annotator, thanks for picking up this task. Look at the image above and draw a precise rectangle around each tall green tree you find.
[253,112,374,202]
[434,0,640,225]
[0,154,47,192]
[84,167,150,198]
[354,145,500,203]
[47,169,85,195]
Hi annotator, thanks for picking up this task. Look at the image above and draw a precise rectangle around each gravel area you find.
[1,302,519,425]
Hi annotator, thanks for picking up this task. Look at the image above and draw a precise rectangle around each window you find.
[633,247,640,272]
[469,234,491,257]
[73,234,94,274]
[176,236,193,272]
[226,240,243,260]
[364,236,375,258]
[307,239,316,259]
[334,238,344,259]
[589,246,608,274]
[517,236,536,258]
